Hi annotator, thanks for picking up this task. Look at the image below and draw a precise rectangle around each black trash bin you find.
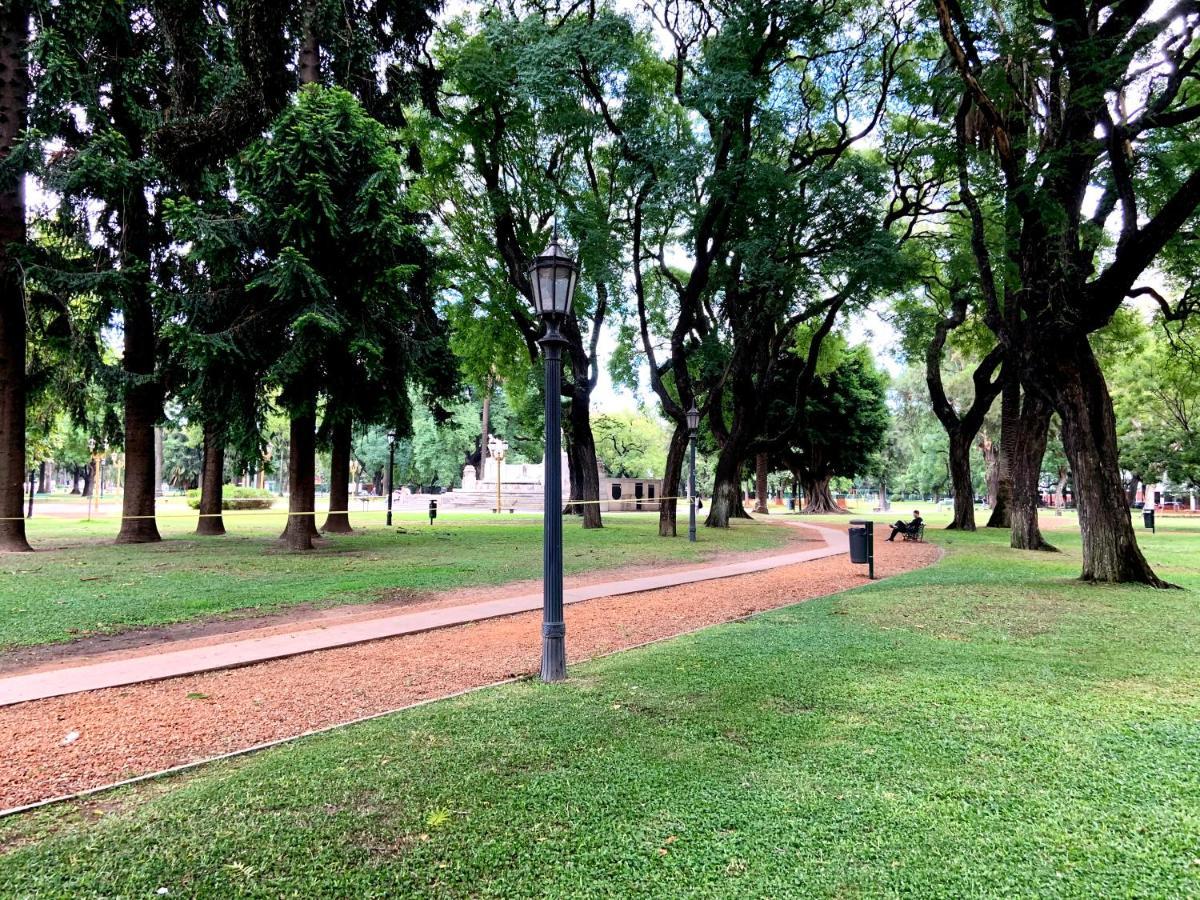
[1143,508,1155,533]
[848,523,869,563]
[787,497,795,511]
[848,519,875,579]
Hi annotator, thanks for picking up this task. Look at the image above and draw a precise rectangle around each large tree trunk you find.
[1009,393,1055,551]
[986,374,1019,528]
[115,295,163,544]
[281,409,318,551]
[753,452,769,514]
[0,1,31,552]
[979,432,999,507]
[946,430,976,530]
[1039,340,1168,586]
[802,474,843,514]
[562,385,602,529]
[705,446,751,527]
[196,425,226,536]
[321,418,353,533]
[657,424,687,537]
[1055,465,1068,516]
[298,0,320,85]
[1125,474,1140,508]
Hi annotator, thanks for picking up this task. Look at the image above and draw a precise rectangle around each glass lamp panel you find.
[537,264,557,315]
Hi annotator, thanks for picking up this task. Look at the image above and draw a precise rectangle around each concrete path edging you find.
[0,521,847,707]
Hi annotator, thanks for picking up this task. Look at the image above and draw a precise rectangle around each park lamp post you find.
[385,429,396,527]
[686,404,700,542]
[527,228,579,683]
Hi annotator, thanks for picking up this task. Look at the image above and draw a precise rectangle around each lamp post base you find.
[541,632,566,682]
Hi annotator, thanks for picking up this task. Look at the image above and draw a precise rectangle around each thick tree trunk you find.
[986,374,1019,528]
[281,409,318,550]
[37,461,47,494]
[979,432,999,507]
[877,476,890,512]
[1039,340,1168,586]
[562,386,602,529]
[753,452,769,515]
[1055,465,1068,516]
[658,424,688,537]
[0,2,31,552]
[1009,393,1055,551]
[705,446,752,527]
[298,0,320,86]
[1125,474,1140,508]
[322,418,353,533]
[196,425,226,536]
[946,430,976,530]
[802,474,843,514]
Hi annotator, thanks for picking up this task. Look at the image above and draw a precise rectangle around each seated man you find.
[887,510,923,542]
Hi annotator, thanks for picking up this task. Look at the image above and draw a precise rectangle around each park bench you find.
[902,523,926,543]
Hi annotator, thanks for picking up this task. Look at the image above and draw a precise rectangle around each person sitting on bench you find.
[887,510,923,542]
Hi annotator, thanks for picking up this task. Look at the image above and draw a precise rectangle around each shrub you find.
[186,486,276,511]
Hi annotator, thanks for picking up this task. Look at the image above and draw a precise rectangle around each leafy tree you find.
[592,411,670,479]
[237,85,452,549]
[777,345,890,513]
[422,5,636,529]
[931,0,1200,585]
[1114,328,1200,490]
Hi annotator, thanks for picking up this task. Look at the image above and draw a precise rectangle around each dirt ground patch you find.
[0,532,937,811]
[0,526,819,677]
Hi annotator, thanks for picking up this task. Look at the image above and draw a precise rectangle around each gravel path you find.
[1,531,939,810]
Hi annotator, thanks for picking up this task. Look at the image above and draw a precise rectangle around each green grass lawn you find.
[2,519,1198,896]
[0,512,791,650]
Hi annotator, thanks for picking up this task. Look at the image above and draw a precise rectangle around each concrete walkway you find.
[0,521,848,707]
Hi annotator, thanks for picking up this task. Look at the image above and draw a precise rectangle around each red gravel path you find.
[1,532,938,810]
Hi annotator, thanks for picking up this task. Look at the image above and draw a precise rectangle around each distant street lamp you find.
[386,429,396,526]
[527,228,579,683]
[686,405,700,542]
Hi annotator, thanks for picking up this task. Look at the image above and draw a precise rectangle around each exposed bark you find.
[925,293,1004,532]
[802,475,842,514]
[0,0,31,551]
[477,376,491,480]
[281,409,318,551]
[111,33,161,545]
[562,382,601,528]
[1009,392,1055,551]
[196,425,226,536]
[36,461,47,494]
[986,373,1019,527]
[298,0,320,86]
[946,431,976,530]
[705,448,752,528]
[1055,465,1069,515]
[658,425,688,537]
[321,418,353,533]
[979,431,999,506]
[1125,474,1140,508]
[753,453,769,514]
[1036,339,1168,585]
